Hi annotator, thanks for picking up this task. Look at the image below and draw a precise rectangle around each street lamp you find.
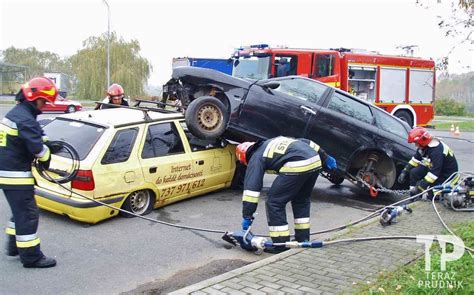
[102,0,110,88]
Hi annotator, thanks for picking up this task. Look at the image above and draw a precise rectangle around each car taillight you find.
[71,170,95,191]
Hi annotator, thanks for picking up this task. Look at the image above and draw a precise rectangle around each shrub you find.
[435,98,466,116]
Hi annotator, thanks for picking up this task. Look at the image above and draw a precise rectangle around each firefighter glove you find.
[241,218,253,230]
[409,186,420,197]
[397,169,408,184]
[325,156,337,170]
[45,141,62,154]
[39,157,51,170]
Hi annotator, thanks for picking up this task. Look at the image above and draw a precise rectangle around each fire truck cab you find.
[232,45,435,127]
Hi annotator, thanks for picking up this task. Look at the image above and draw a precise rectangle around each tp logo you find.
[416,235,465,271]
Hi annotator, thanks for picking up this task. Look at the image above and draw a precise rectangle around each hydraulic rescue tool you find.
[436,177,474,212]
[222,226,323,253]
[379,205,413,226]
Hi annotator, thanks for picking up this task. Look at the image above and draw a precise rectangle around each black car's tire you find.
[185,96,229,140]
[120,190,155,218]
[66,105,76,113]
[230,162,247,189]
[394,110,413,128]
[327,170,344,185]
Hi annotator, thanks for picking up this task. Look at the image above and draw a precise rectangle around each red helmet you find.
[408,127,433,147]
[107,83,124,97]
[236,142,255,166]
[21,77,57,104]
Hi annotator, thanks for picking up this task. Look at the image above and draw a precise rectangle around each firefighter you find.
[0,77,57,268]
[397,127,459,198]
[236,137,337,253]
[95,83,129,110]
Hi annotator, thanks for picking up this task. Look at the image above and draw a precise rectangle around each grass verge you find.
[357,220,473,294]
[435,121,474,131]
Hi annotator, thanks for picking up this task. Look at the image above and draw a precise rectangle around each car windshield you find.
[232,56,270,80]
[43,118,106,160]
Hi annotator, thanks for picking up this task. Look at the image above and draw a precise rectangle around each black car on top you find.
[162,66,416,190]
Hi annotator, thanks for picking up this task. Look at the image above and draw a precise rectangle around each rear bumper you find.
[34,187,125,224]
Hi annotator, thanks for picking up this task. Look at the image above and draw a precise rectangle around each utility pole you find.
[103,0,110,88]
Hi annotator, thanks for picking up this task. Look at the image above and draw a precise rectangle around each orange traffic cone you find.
[454,125,460,136]
[450,124,455,132]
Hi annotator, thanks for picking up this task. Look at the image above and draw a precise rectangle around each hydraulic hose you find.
[34,140,80,184]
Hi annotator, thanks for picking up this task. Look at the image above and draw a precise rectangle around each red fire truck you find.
[232,45,435,127]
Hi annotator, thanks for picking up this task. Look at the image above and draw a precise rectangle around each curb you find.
[168,248,306,295]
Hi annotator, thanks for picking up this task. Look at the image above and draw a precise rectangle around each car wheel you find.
[66,105,76,113]
[394,110,413,128]
[120,190,155,218]
[185,96,229,140]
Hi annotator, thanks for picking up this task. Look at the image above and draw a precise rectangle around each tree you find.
[417,0,473,71]
[1,46,72,79]
[70,32,151,100]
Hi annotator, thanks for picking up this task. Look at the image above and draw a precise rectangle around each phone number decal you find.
[160,179,205,198]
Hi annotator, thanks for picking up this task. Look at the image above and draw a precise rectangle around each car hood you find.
[172,66,252,89]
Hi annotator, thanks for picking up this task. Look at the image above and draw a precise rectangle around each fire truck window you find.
[274,56,297,77]
[328,92,373,124]
[314,54,335,78]
[142,123,185,159]
[275,78,327,104]
[102,128,138,164]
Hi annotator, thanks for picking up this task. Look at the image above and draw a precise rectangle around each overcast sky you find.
[1,0,472,86]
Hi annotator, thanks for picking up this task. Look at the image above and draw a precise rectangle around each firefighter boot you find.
[5,235,18,256]
[23,256,56,268]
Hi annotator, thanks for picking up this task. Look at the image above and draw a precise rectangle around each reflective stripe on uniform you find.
[294,217,310,229]
[0,177,35,185]
[0,118,18,136]
[408,157,419,167]
[263,137,296,159]
[280,156,322,173]
[35,145,50,162]
[5,227,15,235]
[269,225,290,237]
[308,140,320,152]
[42,135,49,142]
[16,233,40,248]
[0,171,33,178]
[424,172,438,183]
[441,142,454,157]
[242,190,260,203]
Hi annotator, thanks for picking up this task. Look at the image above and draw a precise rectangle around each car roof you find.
[60,107,183,127]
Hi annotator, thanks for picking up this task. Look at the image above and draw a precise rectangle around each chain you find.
[342,172,410,196]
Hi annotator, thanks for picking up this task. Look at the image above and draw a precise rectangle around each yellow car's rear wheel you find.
[120,190,155,218]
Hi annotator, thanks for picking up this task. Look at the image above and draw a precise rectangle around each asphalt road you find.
[0,106,472,294]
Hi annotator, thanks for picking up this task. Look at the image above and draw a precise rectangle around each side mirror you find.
[261,81,280,94]
[233,59,240,67]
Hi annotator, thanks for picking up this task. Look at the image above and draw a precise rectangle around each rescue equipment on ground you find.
[436,176,474,212]
[379,205,412,226]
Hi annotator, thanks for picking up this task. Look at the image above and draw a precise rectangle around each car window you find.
[101,128,138,164]
[274,78,327,104]
[42,118,105,161]
[374,108,408,139]
[179,122,221,151]
[327,92,373,124]
[142,122,185,159]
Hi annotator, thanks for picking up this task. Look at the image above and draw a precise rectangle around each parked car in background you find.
[33,107,238,224]
[41,95,82,113]
[162,67,417,191]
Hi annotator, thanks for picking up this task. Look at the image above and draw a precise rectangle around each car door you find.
[236,77,330,140]
[305,90,379,170]
[138,121,193,202]
[178,121,234,193]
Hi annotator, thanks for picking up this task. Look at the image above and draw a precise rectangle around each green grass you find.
[435,121,474,131]
[356,221,474,294]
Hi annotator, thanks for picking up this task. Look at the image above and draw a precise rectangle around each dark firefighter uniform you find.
[0,101,51,265]
[242,137,330,245]
[405,138,459,192]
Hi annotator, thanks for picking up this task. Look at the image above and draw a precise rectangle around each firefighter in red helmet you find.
[95,83,129,109]
[0,77,57,268]
[398,127,458,198]
[236,137,337,253]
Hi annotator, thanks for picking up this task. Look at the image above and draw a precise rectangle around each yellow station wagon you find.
[33,106,237,224]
